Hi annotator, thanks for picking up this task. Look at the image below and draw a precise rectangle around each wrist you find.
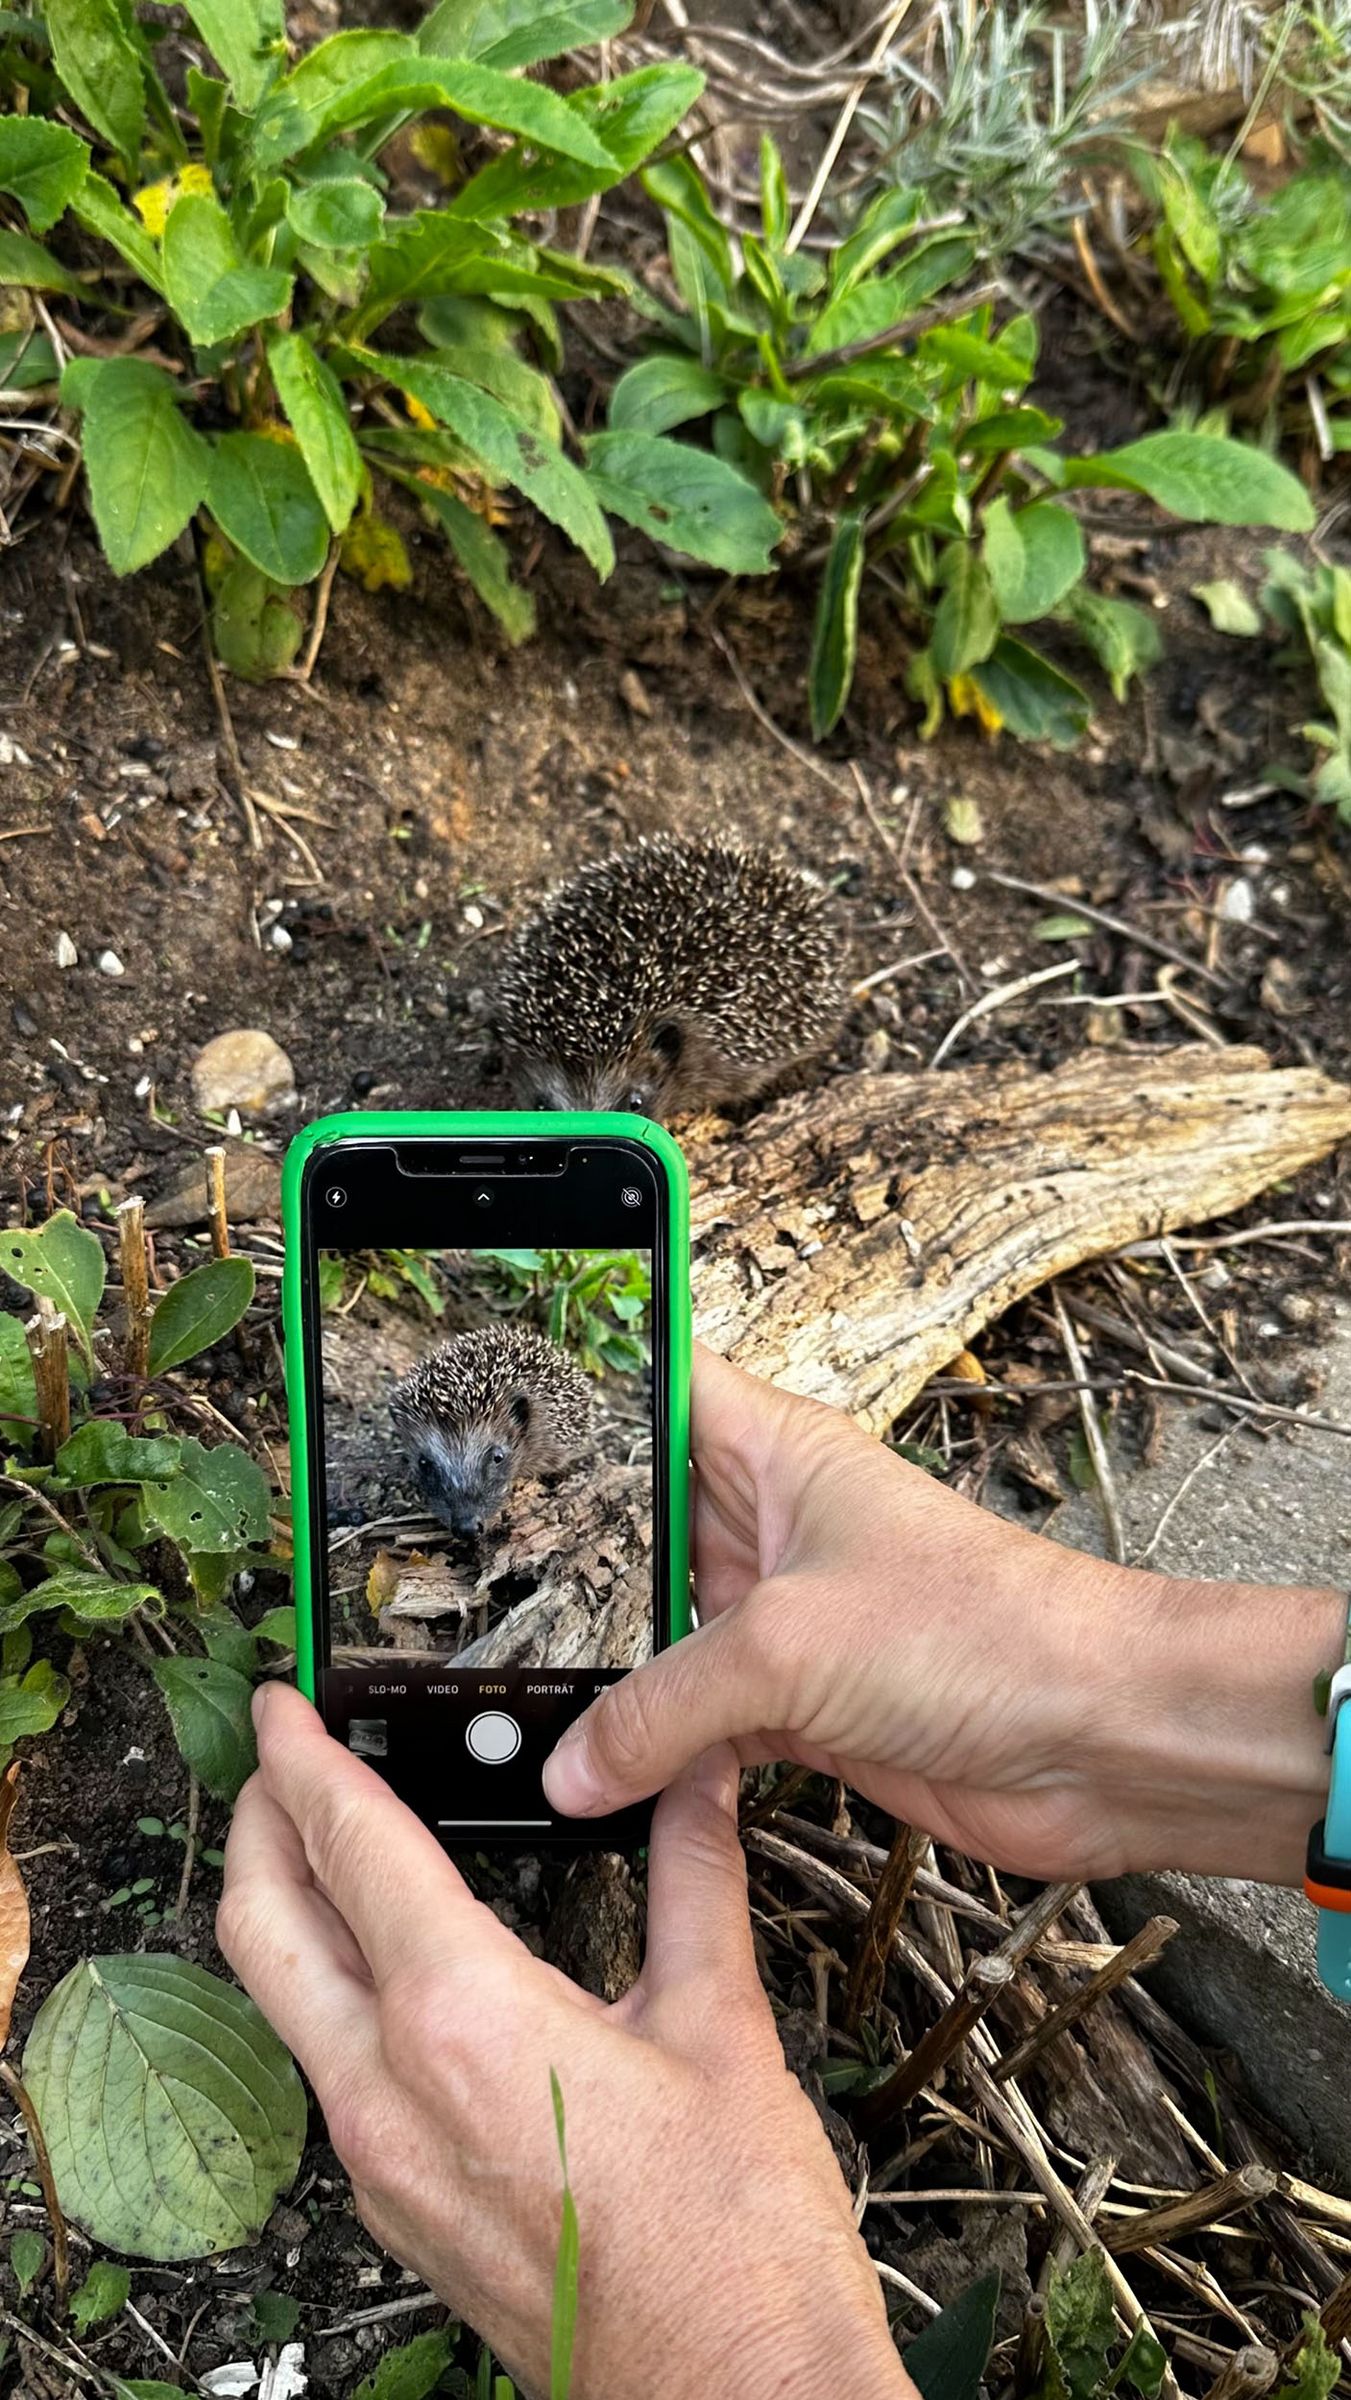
[1072,1565,1343,1883]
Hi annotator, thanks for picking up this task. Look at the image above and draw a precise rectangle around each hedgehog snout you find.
[412,1434,512,1538]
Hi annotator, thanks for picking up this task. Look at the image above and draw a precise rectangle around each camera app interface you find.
[316,1241,656,1837]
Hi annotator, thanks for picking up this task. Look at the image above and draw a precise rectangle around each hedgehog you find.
[493,835,848,1117]
[390,1323,593,1538]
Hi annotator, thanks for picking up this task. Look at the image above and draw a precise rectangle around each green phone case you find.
[281,1111,692,1702]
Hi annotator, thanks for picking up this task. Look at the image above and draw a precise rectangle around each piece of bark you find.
[691,1046,1351,1428]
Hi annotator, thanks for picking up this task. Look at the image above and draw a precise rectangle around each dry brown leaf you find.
[0,1763,31,2051]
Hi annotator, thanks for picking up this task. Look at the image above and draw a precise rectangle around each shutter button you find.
[465,1711,522,1765]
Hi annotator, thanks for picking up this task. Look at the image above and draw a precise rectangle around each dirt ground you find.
[3,251,1351,2392]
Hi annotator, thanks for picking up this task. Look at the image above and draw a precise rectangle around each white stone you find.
[190,1029,297,1118]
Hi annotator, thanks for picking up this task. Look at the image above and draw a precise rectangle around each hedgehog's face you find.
[512,1020,686,1116]
[406,1399,528,1537]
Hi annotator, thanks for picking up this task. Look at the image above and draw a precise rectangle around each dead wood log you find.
[691,1046,1351,1429]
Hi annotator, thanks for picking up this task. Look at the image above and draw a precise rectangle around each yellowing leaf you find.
[948,672,1003,737]
[405,393,437,432]
[946,1348,987,1385]
[0,1762,30,2052]
[178,163,214,200]
[340,510,413,592]
[408,122,460,185]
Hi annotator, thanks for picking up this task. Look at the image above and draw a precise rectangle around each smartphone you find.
[282,1113,690,1849]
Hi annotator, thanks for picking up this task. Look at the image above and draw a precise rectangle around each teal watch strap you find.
[1307,1613,1351,2000]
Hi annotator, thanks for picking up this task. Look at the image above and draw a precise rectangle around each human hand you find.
[219,1685,911,2400]
[543,1346,1338,1886]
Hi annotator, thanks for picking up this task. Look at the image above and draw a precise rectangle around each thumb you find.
[641,1746,765,2026]
[541,1606,781,1817]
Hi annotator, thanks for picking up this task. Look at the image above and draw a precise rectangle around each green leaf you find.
[148,1256,255,1376]
[65,357,210,577]
[0,1570,159,1634]
[110,2384,202,2400]
[254,1605,297,1649]
[970,637,1092,748]
[1192,577,1263,636]
[405,478,536,644]
[759,131,789,247]
[10,2228,44,2296]
[369,351,612,576]
[931,546,1001,680]
[0,1660,68,1743]
[0,1314,38,1449]
[207,433,330,585]
[353,2329,456,2400]
[43,0,145,163]
[286,174,383,251]
[808,511,864,739]
[420,0,629,69]
[0,328,59,391]
[1118,2322,1168,2400]
[921,325,1034,389]
[71,170,165,294]
[983,498,1084,625]
[807,236,976,357]
[252,2288,301,2344]
[163,193,292,348]
[1045,2250,1117,2400]
[24,1955,305,2261]
[0,1208,104,1363]
[962,406,1062,456]
[0,227,81,293]
[1275,2319,1340,2400]
[319,58,615,169]
[1058,586,1162,702]
[181,0,283,111]
[905,2272,1001,2400]
[1064,433,1314,532]
[584,431,781,573]
[550,2067,579,2400]
[152,1655,255,1800]
[69,2259,131,2335]
[199,1607,259,1675]
[608,353,727,435]
[1035,913,1094,941]
[451,63,703,219]
[142,1435,271,1556]
[0,117,88,232]
[211,561,305,681]
[51,1425,180,1488]
[642,154,734,289]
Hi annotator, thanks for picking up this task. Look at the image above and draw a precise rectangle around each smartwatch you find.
[1306,1662,1351,2001]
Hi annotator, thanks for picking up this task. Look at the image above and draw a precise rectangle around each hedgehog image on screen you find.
[495,834,847,1116]
[389,1323,593,1538]
[319,1247,655,1677]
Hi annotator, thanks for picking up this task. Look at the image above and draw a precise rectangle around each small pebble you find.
[951,866,976,891]
[463,903,484,929]
[269,923,293,953]
[55,931,77,968]
[351,1069,377,1097]
[1219,879,1254,924]
[190,1028,297,1117]
[1279,1291,1317,1327]
[11,1000,37,1037]
[98,950,125,977]
[0,733,31,767]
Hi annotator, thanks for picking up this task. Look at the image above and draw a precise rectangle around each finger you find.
[640,1746,766,2031]
[253,1685,515,1981]
[542,1606,782,1816]
[218,1774,379,2077]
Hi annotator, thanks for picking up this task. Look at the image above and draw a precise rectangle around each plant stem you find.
[0,2060,69,2301]
[26,1302,70,1464]
[116,1196,150,1389]
[204,1148,231,1261]
[173,1770,200,1921]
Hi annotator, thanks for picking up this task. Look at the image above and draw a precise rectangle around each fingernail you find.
[251,1684,270,1731]
[542,1719,600,1816]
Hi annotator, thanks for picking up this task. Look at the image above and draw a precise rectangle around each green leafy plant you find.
[1125,131,1351,457]
[903,2270,1000,2400]
[474,1246,650,1375]
[320,1247,448,1317]
[617,142,1313,742]
[1034,2250,1167,2400]
[23,1952,305,2260]
[1259,547,1351,814]
[0,0,739,673]
[1,1207,287,1797]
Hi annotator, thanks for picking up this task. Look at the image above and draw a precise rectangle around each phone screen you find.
[299,1139,670,1844]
